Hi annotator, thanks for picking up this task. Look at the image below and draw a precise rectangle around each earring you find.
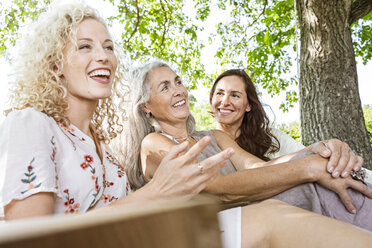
[146,112,151,118]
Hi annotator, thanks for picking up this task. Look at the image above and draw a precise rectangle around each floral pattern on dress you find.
[126,181,131,194]
[0,108,130,215]
[101,194,118,204]
[50,136,57,165]
[50,136,59,191]
[80,154,102,209]
[57,122,85,150]
[105,151,127,178]
[104,181,115,188]
[57,122,86,141]
[21,157,42,194]
[63,189,80,214]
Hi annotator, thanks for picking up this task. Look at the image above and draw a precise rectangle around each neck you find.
[66,96,98,138]
[157,120,189,140]
[216,122,241,139]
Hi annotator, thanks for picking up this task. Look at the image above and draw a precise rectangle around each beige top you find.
[191,130,237,175]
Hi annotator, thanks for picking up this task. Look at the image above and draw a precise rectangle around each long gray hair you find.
[114,60,196,190]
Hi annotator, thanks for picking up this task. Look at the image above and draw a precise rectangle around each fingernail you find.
[341,171,348,177]
[351,209,356,214]
[323,150,330,156]
[353,166,359,171]
[332,171,339,177]
[227,148,235,155]
[328,167,334,173]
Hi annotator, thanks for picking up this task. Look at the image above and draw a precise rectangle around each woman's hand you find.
[148,136,235,200]
[308,154,372,214]
[309,139,363,178]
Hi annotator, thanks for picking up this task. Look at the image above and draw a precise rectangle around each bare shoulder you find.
[141,133,175,152]
[210,129,240,150]
[140,133,176,181]
[210,129,234,141]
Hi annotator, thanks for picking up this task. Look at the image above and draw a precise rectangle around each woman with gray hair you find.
[114,60,198,188]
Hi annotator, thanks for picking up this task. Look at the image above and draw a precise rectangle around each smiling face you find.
[142,66,189,125]
[60,18,117,106]
[211,75,251,129]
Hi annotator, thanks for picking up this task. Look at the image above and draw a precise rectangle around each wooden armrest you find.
[220,201,251,211]
[0,195,222,248]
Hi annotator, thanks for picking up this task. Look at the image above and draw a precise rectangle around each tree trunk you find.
[296,0,372,169]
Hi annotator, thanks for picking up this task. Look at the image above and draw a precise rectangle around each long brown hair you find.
[209,69,279,161]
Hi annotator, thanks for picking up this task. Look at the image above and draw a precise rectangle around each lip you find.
[88,68,112,85]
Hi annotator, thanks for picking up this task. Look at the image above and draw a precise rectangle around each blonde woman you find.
[0,0,232,220]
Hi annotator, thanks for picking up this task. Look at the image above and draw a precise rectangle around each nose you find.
[94,45,109,63]
[221,95,230,106]
[173,85,184,97]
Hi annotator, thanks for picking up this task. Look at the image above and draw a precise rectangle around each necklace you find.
[160,131,189,144]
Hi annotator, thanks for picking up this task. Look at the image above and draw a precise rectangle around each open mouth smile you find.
[88,69,111,84]
[173,100,186,108]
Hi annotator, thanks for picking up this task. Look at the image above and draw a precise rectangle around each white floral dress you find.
[0,108,130,215]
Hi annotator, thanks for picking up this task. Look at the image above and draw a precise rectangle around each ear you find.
[141,103,151,115]
[53,63,63,77]
[245,104,251,113]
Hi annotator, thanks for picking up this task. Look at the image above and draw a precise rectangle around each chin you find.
[98,90,113,99]
[217,117,232,124]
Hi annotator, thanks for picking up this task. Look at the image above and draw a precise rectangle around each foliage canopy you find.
[1,0,371,109]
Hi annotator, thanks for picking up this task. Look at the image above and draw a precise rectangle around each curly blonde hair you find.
[8,0,128,143]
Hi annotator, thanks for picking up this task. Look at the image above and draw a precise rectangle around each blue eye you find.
[161,86,168,91]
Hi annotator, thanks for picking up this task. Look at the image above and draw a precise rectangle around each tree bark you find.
[296,0,372,169]
[350,0,372,24]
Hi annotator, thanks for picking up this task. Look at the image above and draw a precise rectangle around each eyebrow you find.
[78,38,113,43]
[158,76,181,89]
[231,90,243,95]
[216,88,243,95]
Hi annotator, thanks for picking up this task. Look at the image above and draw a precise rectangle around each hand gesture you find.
[149,136,234,200]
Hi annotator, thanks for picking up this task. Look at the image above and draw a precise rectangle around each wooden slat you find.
[0,195,222,248]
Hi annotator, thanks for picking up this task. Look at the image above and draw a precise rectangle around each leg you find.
[272,181,372,231]
[241,199,372,248]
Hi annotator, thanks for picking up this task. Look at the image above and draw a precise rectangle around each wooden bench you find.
[0,195,222,248]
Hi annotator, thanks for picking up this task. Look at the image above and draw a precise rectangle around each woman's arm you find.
[4,193,55,221]
[268,138,363,178]
[214,129,363,178]
[141,131,372,213]
[141,131,314,202]
[104,136,234,209]
[204,154,320,202]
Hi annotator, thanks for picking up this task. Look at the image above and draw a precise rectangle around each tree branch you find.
[238,0,268,46]
[126,0,141,49]
[350,0,372,24]
[158,0,169,53]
